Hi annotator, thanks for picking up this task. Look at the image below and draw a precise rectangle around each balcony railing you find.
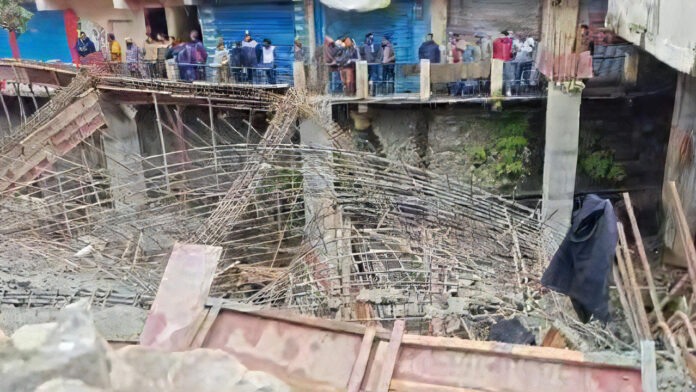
[101,61,293,86]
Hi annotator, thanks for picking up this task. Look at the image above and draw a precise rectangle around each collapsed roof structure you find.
[0,60,692,390]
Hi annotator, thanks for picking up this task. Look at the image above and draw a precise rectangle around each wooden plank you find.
[189,300,223,349]
[640,340,657,392]
[377,319,406,392]
[623,192,666,325]
[667,181,696,295]
[617,222,652,339]
[541,327,568,349]
[389,379,483,392]
[347,325,377,392]
[612,263,641,345]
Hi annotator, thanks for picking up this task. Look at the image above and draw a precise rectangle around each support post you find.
[293,61,307,91]
[641,340,657,392]
[0,93,12,131]
[207,98,219,188]
[419,59,430,102]
[152,93,170,193]
[356,60,368,99]
[542,83,582,232]
[491,59,504,96]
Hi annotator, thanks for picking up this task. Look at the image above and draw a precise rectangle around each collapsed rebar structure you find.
[0,72,625,347]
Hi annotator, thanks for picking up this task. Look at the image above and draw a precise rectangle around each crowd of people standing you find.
[323,33,396,96]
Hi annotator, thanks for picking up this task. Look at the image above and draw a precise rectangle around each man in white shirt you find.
[261,38,276,84]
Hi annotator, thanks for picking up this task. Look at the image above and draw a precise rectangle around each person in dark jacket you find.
[176,30,208,82]
[241,32,259,82]
[76,31,97,58]
[362,32,383,94]
[229,41,243,82]
[541,194,618,324]
[418,33,440,63]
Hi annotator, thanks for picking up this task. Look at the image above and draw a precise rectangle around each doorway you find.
[144,7,168,39]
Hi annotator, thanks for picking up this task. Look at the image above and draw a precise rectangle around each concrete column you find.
[491,59,504,96]
[299,119,352,318]
[101,101,147,212]
[420,59,431,101]
[293,61,307,91]
[542,83,582,232]
[356,60,368,99]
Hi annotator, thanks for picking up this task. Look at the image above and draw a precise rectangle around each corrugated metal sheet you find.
[318,0,431,92]
[447,0,541,38]
[0,4,72,62]
[198,0,296,83]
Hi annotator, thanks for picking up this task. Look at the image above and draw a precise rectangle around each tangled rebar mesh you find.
[0,80,627,349]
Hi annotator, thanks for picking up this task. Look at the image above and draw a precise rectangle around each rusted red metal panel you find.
[201,307,642,392]
[140,243,222,351]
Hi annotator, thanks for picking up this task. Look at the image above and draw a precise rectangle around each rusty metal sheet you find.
[140,243,222,351]
[203,306,642,392]
[203,309,362,391]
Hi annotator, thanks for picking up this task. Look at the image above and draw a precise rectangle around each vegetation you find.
[468,114,531,187]
[0,0,33,34]
[580,150,626,183]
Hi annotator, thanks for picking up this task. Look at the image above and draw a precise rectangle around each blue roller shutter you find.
[0,3,72,62]
[318,0,431,92]
[199,1,296,84]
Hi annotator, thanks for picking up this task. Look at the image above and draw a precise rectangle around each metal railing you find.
[432,69,546,98]
[326,63,420,97]
[102,61,292,86]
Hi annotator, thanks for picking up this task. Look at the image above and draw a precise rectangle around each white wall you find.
[607,0,696,75]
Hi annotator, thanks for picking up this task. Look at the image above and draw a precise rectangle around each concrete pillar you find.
[101,101,147,212]
[356,60,369,99]
[293,61,307,91]
[299,119,352,318]
[491,59,504,96]
[542,83,583,232]
[420,59,431,101]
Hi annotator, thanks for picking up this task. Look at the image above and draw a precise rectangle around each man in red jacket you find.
[492,30,513,61]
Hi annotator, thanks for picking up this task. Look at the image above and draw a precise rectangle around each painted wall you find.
[447,0,541,38]
[607,0,696,76]
[0,3,72,62]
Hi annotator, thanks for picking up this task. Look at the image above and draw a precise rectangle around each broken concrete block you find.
[0,300,111,392]
[140,243,222,351]
[110,346,291,392]
[10,322,57,351]
[35,378,107,392]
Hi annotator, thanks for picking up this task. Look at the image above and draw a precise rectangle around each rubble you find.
[0,300,291,392]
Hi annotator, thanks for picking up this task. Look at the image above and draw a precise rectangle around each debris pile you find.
[0,301,290,392]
